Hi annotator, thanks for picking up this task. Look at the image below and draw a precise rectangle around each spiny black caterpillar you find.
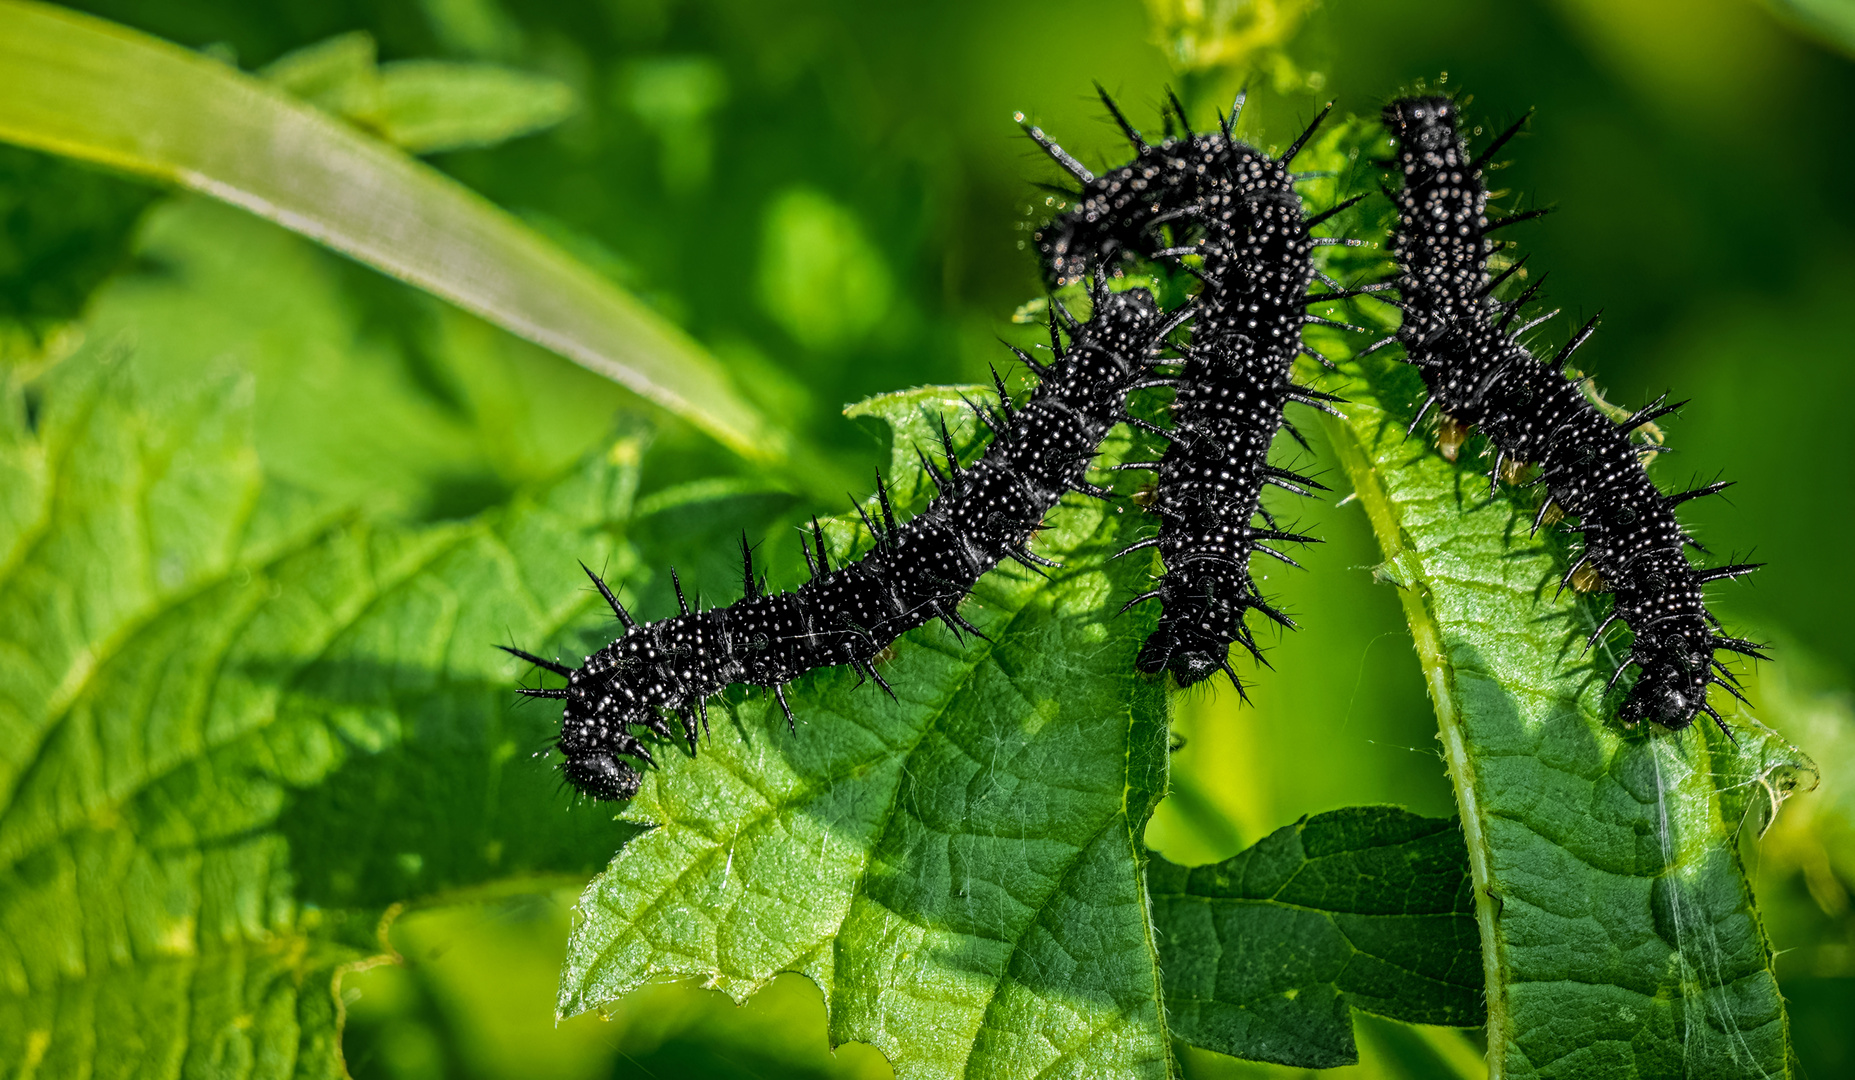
[508,281,1185,800]
[1024,88,1375,689]
[1378,96,1764,732]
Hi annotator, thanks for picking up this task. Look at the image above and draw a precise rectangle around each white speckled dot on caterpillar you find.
[1027,88,1376,690]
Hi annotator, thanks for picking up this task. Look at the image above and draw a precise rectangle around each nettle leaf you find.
[1314,350,1811,1077]
[1149,806,1481,1069]
[1287,116,1813,1077]
[842,383,991,504]
[559,387,1180,1079]
[0,343,650,1076]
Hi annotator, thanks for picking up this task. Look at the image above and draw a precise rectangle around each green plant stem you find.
[1322,407,1510,1077]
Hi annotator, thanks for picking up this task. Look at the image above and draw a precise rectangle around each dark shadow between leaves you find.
[1148,806,1483,1070]
[253,654,645,912]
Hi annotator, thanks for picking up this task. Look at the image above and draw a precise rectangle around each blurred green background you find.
[8,0,1854,1075]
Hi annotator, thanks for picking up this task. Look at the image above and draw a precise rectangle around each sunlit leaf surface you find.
[559,387,1181,1079]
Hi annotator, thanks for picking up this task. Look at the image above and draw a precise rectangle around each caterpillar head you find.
[560,743,644,802]
[1135,625,1234,689]
[553,650,662,801]
[1619,675,1698,730]
[1617,640,1711,731]
[557,694,651,801]
[1158,648,1228,688]
[1381,96,1461,156]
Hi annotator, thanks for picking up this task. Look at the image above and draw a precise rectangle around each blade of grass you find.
[0,0,785,468]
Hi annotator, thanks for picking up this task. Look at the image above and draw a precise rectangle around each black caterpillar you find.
[1379,96,1763,732]
[508,282,1184,800]
[1023,89,1370,688]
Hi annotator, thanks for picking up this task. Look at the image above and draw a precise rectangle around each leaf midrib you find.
[1317,403,1513,1075]
[959,810,1125,1079]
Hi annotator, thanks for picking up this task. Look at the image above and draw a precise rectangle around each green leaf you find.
[558,388,1180,1078]
[262,32,579,155]
[0,0,783,467]
[0,339,653,1075]
[1315,349,1811,1077]
[842,383,992,501]
[259,31,383,119]
[1283,115,1815,1076]
[1743,643,1842,896]
[372,61,577,155]
[1,928,355,1080]
[1149,806,1482,1069]
[76,194,645,520]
